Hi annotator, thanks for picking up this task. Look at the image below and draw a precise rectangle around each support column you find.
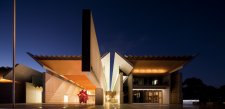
[178,72,183,104]
[128,74,133,104]
[95,88,103,105]
[170,71,182,104]
[119,72,123,104]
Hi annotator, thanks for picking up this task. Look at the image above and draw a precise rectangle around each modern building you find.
[0,9,194,105]
[111,53,194,104]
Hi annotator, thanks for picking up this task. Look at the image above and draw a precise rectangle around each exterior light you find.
[133,69,167,74]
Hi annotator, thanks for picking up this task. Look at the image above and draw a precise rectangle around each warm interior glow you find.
[133,69,167,74]
[0,78,13,83]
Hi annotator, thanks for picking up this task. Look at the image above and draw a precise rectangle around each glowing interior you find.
[38,60,96,90]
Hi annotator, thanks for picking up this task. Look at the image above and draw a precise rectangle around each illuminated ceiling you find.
[39,59,96,90]
[28,53,96,90]
[125,56,194,74]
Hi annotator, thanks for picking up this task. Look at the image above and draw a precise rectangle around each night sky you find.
[1,0,225,87]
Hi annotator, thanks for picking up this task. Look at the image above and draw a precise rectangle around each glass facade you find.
[133,90,162,103]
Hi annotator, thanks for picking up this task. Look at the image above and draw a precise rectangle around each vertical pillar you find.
[178,72,183,104]
[95,88,103,105]
[12,0,16,105]
[42,72,46,103]
[119,72,123,104]
[128,74,133,103]
[170,71,182,104]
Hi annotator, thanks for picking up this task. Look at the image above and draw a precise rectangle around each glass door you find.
[146,90,162,103]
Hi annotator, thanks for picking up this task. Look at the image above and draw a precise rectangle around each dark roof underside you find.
[27,52,81,60]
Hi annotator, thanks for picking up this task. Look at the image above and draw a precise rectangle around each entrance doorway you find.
[133,90,162,103]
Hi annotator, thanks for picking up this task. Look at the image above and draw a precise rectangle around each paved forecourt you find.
[0,103,225,109]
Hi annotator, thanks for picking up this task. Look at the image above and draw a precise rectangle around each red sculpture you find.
[77,90,88,103]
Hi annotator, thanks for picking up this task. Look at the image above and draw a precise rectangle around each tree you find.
[183,78,206,99]
[219,85,225,102]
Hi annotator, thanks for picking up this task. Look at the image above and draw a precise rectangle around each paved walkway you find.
[0,103,225,109]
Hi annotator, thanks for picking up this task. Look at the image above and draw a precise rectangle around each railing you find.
[133,85,169,89]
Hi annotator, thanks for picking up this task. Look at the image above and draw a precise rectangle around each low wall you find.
[26,82,43,103]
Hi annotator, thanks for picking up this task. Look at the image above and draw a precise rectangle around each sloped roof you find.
[4,64,42,83]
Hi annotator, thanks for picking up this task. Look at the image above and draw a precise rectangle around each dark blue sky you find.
[1,0,225,87]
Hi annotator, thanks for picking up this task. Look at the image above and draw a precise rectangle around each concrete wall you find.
[90,12,106,90]
[101,53,110,91]
[44,72,83,103]
[112,72,123,104]
[162,88,170,104]
[26,82,43,103]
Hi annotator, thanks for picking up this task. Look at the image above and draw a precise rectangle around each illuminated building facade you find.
[0,9,194,105]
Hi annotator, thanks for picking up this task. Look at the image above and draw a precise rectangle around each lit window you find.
[64,95,68,103]
[152,79,158,85]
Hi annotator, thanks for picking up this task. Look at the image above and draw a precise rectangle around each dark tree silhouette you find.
[183,77,225,104]
[183,78,206,100]
[183,77,221,103]
[219,85,225,102]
